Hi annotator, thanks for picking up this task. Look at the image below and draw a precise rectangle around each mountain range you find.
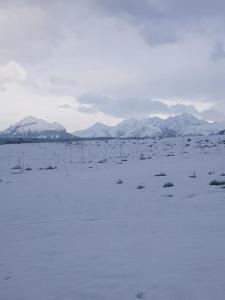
[1,113,225,140]
[73,113,225,138]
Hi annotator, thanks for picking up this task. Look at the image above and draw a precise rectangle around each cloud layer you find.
[76,93,225,122]
[1,0,225,130]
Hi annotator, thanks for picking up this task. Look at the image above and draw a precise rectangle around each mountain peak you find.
[74,122,112,138]
[1,116,71,139]
[16,116,39,125]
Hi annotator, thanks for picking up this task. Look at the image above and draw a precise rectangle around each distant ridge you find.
[73,113,225,138]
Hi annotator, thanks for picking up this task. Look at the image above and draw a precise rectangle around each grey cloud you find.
[139,20,178,45]
[77,93,171,118]
[201,109,225,122]
[171,106,225,123]
[77,93,225,122]
[0,1,92,64]
[0,5,63,64]
[93,0,161,20]
[78,105,98,114]
[171,103,225,122]
[58,103,98,114]
[94,0,176,46]
[3,0,225,65]
[211,42,225,62]
[58,104,75,110]
[94,0,225,46]
[2,0,225,121]
[50,76,78,87]
[27,74,79,97]
[95,0,225,19]
[1,0,225,58]
[0,85,6,92]
[170,103,200,115]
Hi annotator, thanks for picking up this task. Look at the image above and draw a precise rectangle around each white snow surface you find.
[73,113,225,138]
[1,135,225,299]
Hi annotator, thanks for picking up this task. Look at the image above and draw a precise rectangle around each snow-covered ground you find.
[1,136,225,299]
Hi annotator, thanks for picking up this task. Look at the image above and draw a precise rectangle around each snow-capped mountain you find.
[73,113,225,138]
[74,123,112,138]
[0,116,73,139]
[160,113,209,136]
[113,118,161,138]
[3,113,225,140]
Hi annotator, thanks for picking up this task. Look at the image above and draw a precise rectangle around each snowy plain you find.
[1,136,225,299]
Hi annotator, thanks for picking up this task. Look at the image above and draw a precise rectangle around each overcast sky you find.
[1,0,225,131]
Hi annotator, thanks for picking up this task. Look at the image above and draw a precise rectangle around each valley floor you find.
[1,136,225,299]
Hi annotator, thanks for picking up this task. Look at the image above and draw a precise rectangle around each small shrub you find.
[139,153,146,160]
[209,180,225,186]
[189,172,197,178]
[166,153,175,157]
[155,172,166,177]
[25,167,32,171]
[163,182,174,188]
[136,185,145,189]
[208,171,214,175]
[98,159,107,164]
[11,165,21,170]
[116,179,123,184]
[45,166,57,170]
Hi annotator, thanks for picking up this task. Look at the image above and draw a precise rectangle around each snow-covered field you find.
[1,136,225,300]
